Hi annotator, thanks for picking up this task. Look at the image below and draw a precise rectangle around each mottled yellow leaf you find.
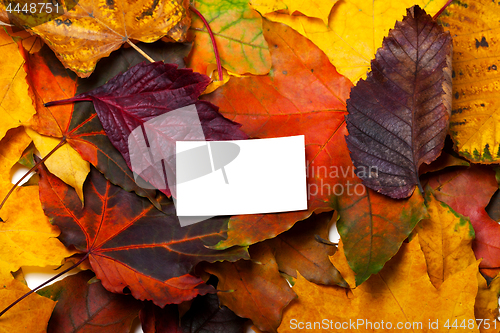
[0,127,75,275]
[0,29,36,142]
[0,278,55,333]
[438,0,500,163]
[25,128,89,201]
[279,237,479,332]
[250,0,338,24]
[25,0,190,77]
[256,0,449,83]
[416,191,476,288]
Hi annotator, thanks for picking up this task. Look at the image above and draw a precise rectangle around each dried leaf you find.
[427,166,500,277]
[187,0,272,75]
[416,191,476,288]
[279,237,479,332]
[204,243,296,333]
[0,28,36,142]
[25,127,89,201]
[475,274,500,333]
[438,0,500,162]
[0,278,56,333]
[0,128,75,275]
[37,270,143,333]
[25,0,191,77]
[345,5,452,199]
[263,211,347,286]
[47,60,248,197]
[257,0,451,83]
[37,164,249,307]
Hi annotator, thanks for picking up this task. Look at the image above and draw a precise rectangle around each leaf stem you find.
[0,252,89,318]
[0,137,67,213]
[126,39,155,63]
[432,0,453,20]
[44,97,93,107]
[190,5,223,82]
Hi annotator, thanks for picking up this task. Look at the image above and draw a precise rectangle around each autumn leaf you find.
[27,43,196,207]
[37,270,143,333]
[415,191,476,288]
[345,5,452,199]
[419,150,469,175]
[475,275,500,333]
[45,60,248,198]
[181,293,248,333]
[0,128,75,276]
[20,0,191,77]
[255,0,451,84]
[438,0,500,163]
[140,303,182,333]
[187,0,272,75]
[279,237,480,332]
[249,0,339,25]
[203,19,352,249]
[263,211,347,286]
[426,166,500,277]
[0,278,56,333]
[0,28,36,142]
[37,163,249,307]
[204,243,296,333]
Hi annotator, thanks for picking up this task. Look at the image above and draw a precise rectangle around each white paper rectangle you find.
[176,135,307,216]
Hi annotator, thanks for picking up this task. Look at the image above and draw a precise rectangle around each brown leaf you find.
[204,243,297,333]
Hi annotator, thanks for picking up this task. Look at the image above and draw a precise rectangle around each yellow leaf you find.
[0,29,36,142]
[0,127,75,275]
[416,192,476,288]
[475,274,500,333]
[26,0,190,77]
[25,128,89,201]
[257,0,450,84]
[250,0,339,24]
[279,237,479,332]
[438,0,500,163]
[0,278,55,333]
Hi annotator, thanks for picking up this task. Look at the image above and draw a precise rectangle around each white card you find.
[176,135,307,216]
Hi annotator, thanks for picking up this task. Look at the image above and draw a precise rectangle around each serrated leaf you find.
[37,164,249,307]
[345,5,452,199]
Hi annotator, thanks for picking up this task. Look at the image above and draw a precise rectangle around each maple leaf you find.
[254,0,451,84]
[438,0,500,163]
[345,5,452,199]
[37,163,249,307]
[37,270,143,333]
[0,28,36,142]
[426,166,500,277]
[279,237,480,333]
[45,59,248,198]
[15,0,191,77]
[204,243,297,333]
[187,0,272,75]
[26,43,197,207]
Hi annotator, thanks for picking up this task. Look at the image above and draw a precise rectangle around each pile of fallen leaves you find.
[0,0,500,332]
